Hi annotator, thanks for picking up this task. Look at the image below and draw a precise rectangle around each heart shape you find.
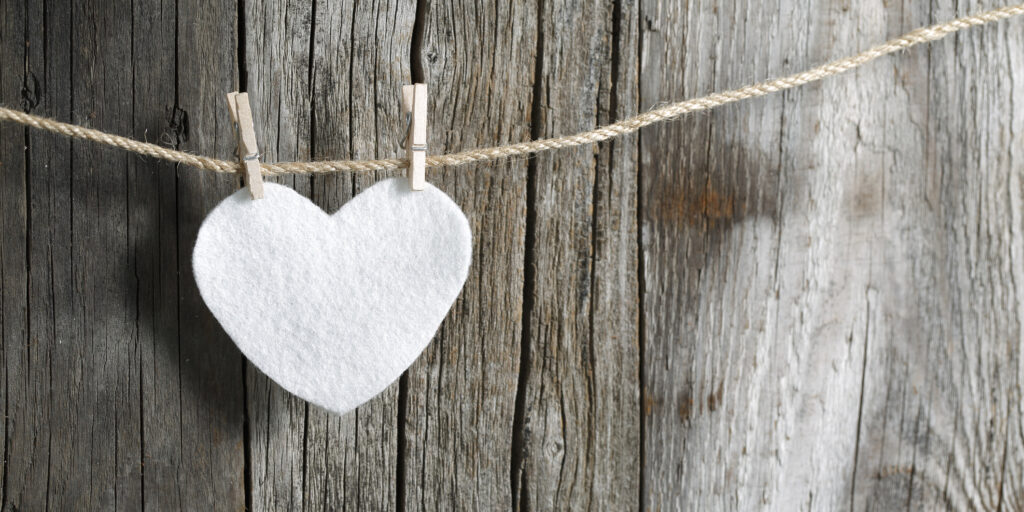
[193,178,472,415]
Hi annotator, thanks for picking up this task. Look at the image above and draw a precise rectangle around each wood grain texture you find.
[402,0,531,508]
[516,0,641,509]
[244,0,416,509]
[850,2,1024,510]
[175,0,247,508]
[1,0,1022,510]
[132,0,186,508]
[0,0,28,505]
[640,0,1024,510]
[308,0,414,508]
[640,0,815,507]
[244,2,315,509]
[54,1,139,507]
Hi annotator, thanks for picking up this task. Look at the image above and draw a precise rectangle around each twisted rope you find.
[2,3,1022,176]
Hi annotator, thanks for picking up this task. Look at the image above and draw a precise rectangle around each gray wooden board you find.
[405,0,531,509]
[0,0,1021,510]
[516,0,641,508]
[0,0,27,506]
[640,0,1024,510]
[245,2,316,510]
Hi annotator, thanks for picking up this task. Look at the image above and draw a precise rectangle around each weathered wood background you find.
[1,0,1022,510]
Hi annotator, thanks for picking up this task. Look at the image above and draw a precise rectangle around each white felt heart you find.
[193,178,471,415]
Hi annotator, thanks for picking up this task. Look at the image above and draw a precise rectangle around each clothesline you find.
[1,3,1022,176]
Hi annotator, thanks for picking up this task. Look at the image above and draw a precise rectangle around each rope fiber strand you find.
[2,3,1023,176]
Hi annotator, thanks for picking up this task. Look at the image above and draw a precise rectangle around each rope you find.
[1,3,1022,176]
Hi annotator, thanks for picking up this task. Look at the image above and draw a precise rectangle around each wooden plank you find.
[851,2,1024,510]
[400,0,533,508]
[589,0,641,505]
[639,0,841,508]
[243,0,416,509]
[515,0,641,508]
[2,1,148,508]
[15,0,88,508]
[640,0,1024,509]
[131,0,187,509]
[242,2,313,509]
[41,0,144,508]
[307,0,416,508]
[174,0,247,508]
[0,0,28,506]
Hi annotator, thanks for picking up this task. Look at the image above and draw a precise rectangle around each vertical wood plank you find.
[243,1,314,509]
[301,5,362,507]
[590,1,641,506]
[56,0,144,508]
[641,0,1024,509]
[26,1,76,508]
[175,0,247,508]
[132,0,187,509]
[516,0,641,509]
[0,0,27,505]
[639,0,833,508]
[15,0,147,508]
[308,0,416,507]
[320,0,413,507]
[400,0,533,508]
[243,0,417,509]
[851,1,1024,509]
[763,3,901,507]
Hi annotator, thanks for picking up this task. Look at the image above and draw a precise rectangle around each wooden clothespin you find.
[402,84,428,190]
[226,92,265,199]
